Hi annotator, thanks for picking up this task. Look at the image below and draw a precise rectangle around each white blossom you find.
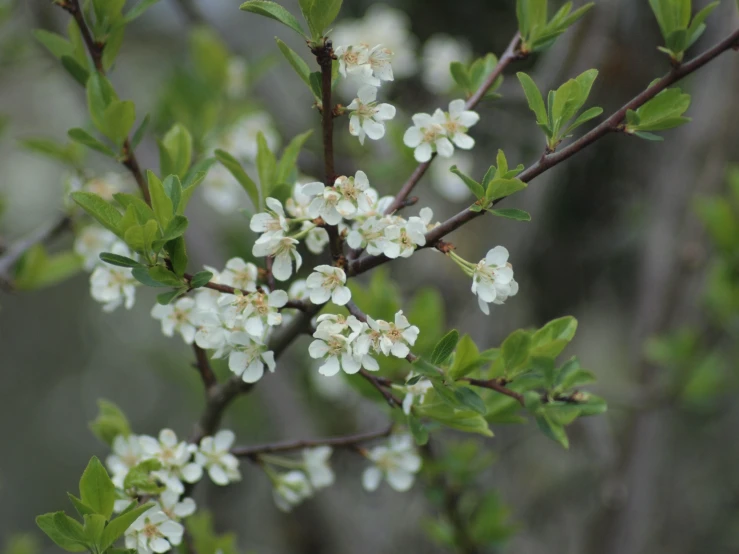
[217,289,287,337]
[302,222,329,254]
[362,434,421,492]
[303,447,335,489]
[367,44,395,82]
[309,326,362,376]
[306,265,351,306]
[194,430,241,486]
[401,375,433,415]
[403,111,454,162]
[81,172,131,201]
[333,171,375,219]
[382,217,426,259]
[250,197,289,240]
[151,297,198,344]
[220,257,258,292]
[107,434,144,488]
[125,508,183,554]
[347,216,391,255]
[359,311,419,359]
[157,490,196,521]
[441,99,480,150]
[302,181,342,225]
[138,429,202,494]
[253,236,302,281]
[272,471,313,512]
[347,85,396,145]
[90,242,137,312]
[192,311,230,357]
[334,44,378,85]
[227,332,276,383]
[218,112,280,162]
[74,225,118,271]
[472,246,518,315]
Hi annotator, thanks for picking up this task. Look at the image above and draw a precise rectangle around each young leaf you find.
[502,329,532,376]
[239,1,306,37]
[517,72,548,125]
[33,29,74,59]
[88,399,131,446]
[123,0,162,23]
[531,316,578,357]
[99,252,145,268]
[276,129,313,183]
[164,236,188,276]
[70,192,122,235]
[256,131,277,197]
[148,266,184,287]
[189,270,214,288]
[448,335,480,380]
[454,387,487,415]
[535,412,570,448]
[36,513,87,552]
[489,208,531,221]
[130,114,150,150]
[449,61,471,91]
[147,171,174,230]
[449,165,484,199]
[486,177,527,201]
[161,215,189,241]
[78,457,116,519]
[61,56,90,86]
[407,413,429,445]
[276,38,313,92]
[162,175,183,214]
[99,503,154,552]
[161,124,193,179]
[68,128,115,157]
[157,290,183,305]
[298,0,343,39]
[214,149,260,209]
[102,100,136,146]
[430,329,460,366]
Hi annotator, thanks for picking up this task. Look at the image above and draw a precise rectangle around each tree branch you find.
[348,27,739,277]
[192,344,217,391]
[231,425,393,458]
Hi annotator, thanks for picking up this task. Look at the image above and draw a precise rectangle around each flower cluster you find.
[404,99,480,162]
[267,447,335,512]
[105,429,239,554]
[309,311,419,377]
[450,246,519,314]
[335,42,396,145]
[362,434,422,492]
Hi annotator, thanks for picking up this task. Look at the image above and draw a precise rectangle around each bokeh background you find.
[2,0,739,553]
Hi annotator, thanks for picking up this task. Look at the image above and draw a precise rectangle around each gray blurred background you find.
[2,0,739,553]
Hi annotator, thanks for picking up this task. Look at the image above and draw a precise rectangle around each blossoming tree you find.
[3,0,737,551]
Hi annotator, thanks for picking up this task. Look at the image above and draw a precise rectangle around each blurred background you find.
[2,0,739,553]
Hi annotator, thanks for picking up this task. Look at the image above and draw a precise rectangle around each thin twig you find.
[348,27,739,277]
[231,425,393,458]
[192,344,217,391]
[359,368,402,408]
[462,378,525,406]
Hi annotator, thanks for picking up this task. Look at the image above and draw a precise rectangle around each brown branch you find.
[192,344,217,391]
[231,425,393,458]
[383,33,523,216]
[55,1,151,205]
[461,378,525,406]
[359,368,402,408]
[348,27,739,277]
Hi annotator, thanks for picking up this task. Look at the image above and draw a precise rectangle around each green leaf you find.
[298,0,343,39]
[102,100,136,146]
[164,236,188,277]
[161,124,193,179]
[416,392,493,437]
[67,494,96,518]
[123,0,162,23]
[83,514,106,545]
[448,335,480,380]
[61,56,90,86]
[156,290,183,305]
[502,330,532,376]
[86,74,118,137]
[99,503,154,552]
[124,220,159,256]
[130,114,150,150]
[686,2,719,49]
[407,412,429,445]
[489,208,531,221]
[36,513,87,552]
[517,72,548,125]
[114,193,155,223]
[214,149,260,209]
[276,130,313,184]
[276,38,314,92]
[239,1,306,37]
[413,357,443,379]
[449,61,471,91]
[189,271,214,288]
[33,29,74,59]
[634,131,664,141]
[147,171,174,230]
[89,399,131,446]
[626,88,691,133]
[131,267,172,287]
[70,191,122,235]
[18,137,82,165]
[79,456,115,519]
[454,387,487,415]
[564,105,603,135]
[256,132,277,199]
[535,412,569,448]
[430,329,459,366]
[148,266,184,287]
[555,358,595,391]
[449,165,484,199]
[486,177,527,201]
[68,128,115,157]
[162,215,188,241]
[530,316,578,357]
[99,252,145,268]
[14,246,83,291]
[123,459,165,494]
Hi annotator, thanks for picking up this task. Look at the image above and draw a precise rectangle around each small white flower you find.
[362,434,422,492]
[441,99,480,150]
[157,490,196,521]
[472,246,518,315]
[382,218,426,259]
[74,225,118,271]
[347,216,391,255]
[195,430,242,486]
[138,429,203,494]
[272,471,313,512]
[362,311,419,359]
[218,112,280,162]
[333,171,375,219]
[125,508,183,554]
[367,44,395,82]
[82,172,131,201]
[221,257,258,292]
[227,332,276,383]
[417,207,439,232]
[403,111,454,162]
[107,434,143,488]
[250,197,289,240]
[90,242,137,312]
[347,85,396,145]
[285,181,316,218]
[334,44,378,85]
[309,328,361,376]
[192,310,230,357]
[302,222,330,254]
[306,265,352,306]
[303,182,343,225]
[401,375,433,415]
[253,236,302,281]
[217,289,287,337]
[303,447,335,489]
[151,297,198,344]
